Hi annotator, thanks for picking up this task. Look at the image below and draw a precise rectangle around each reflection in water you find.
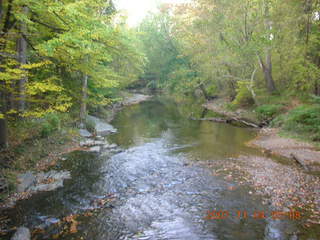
[109,98,259,160]
[5,97,301,240]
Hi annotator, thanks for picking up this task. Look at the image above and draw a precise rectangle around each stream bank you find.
[202,98,320,233]
[203,99,320,172]
[1,96,319,240]
[249,128,320,172]
[0,93,150,210]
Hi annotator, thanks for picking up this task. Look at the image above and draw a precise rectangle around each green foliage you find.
[311,95,320,105]
[272,105,320,141]
[0,0,145,152]
[255,104,283,121]
[291,59,320,95]
[40,113,61,138]
[138,9,194,93]
[225,103,238,111]
[233,81,254,107]
[85,118,96,135]
[207,84,218,96]
[137,0,320,106]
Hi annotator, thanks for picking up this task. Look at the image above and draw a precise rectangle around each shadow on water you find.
[2,97,312,239]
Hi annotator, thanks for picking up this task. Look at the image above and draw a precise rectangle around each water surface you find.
[4,97,302,240]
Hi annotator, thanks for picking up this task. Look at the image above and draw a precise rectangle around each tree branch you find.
[30,18,66,33]
[52,11,71,28]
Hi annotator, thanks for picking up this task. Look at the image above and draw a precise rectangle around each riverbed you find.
[2,97,318,239]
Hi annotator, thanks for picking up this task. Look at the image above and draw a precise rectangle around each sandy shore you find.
[249,128,320,172]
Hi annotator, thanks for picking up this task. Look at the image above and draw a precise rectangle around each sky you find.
[115,0,189,27]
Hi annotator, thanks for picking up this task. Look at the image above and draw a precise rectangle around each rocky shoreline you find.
[0,93,151,239]
[1,93,151,207]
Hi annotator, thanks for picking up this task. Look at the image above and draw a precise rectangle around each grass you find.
[272,104,320,144]
[255,104,284,122]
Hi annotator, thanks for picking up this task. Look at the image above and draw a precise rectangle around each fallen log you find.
[229,117,260,128]
[190,117,260,128]
[290,153,310,171]
[190,117,228,123]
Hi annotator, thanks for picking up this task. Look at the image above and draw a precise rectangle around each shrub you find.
[255,104,284,121]
[85,118,96,135]
[270,114,287,128]
[273,105,320,141]
[40,113,61,138]
[311,94,320,104]
[232,81,254,107]
[207,84,218,96]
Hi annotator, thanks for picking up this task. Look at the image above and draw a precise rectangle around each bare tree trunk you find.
[316,57,320,96]
[247,67,259,105]
[0,0,3,20]
[315,82,320,96]
[17,6,28,112]
[80,74,88,127]
[0,85,8,149]
[258,0,277,93]
[304,0,313,44]
[0,118,8,150]
[0,83,8,150]
[258,53,277,93]
[0,0,9,150]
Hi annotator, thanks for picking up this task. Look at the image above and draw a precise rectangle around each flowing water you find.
[3,97,308,240]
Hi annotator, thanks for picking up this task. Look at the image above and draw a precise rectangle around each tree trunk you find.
[17,6,28,112]
[0,0,8,150]
[248,67,259,105]
[0,87,8,149]
[315,81,320,96]
[316,57,320,96]
[80,74,88,127]
[0,0,3,21]
[304,0,313,44]
[0,118,8,150]
[259,0,277,94]
[260,53,277,93]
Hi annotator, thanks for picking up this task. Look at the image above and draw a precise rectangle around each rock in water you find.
[89,146,101,153]
[16,170,71,193]
[17,172,36,193]
[11,227,30,240]
[122,94,151,106]
[87,115,117,136]
[31,170,71,192]
[79,129,92,138]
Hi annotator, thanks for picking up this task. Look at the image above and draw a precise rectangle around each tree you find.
[0,0,144,149]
